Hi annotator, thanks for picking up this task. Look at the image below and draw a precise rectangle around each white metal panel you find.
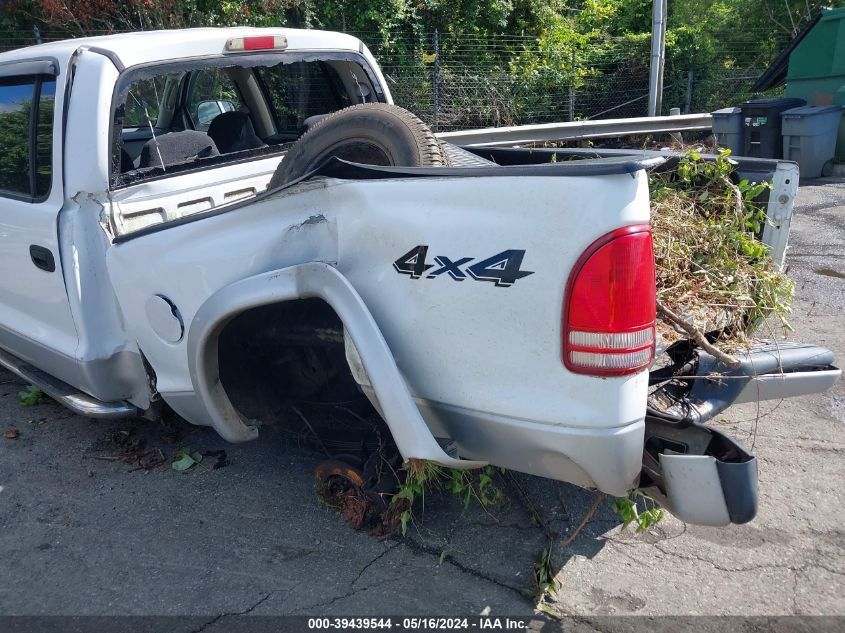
[63,51,119,196]
[57,51,151,404]
[331,173,651,429]
[106,171,651,432]
[761,161,799,269]
[109,155,283,233]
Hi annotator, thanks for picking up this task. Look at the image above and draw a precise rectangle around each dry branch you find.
[656,301,742,368]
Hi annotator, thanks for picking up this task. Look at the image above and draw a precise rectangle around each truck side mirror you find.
[196,100,236,126]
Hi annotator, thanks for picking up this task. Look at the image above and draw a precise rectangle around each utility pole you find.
[647,0,667,117]
[568,49,576,121]
[684,69,694,113]
[433,30,441,132]
[657,0,667,113]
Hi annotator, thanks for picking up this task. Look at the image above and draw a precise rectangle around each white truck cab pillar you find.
[57,49,150,407]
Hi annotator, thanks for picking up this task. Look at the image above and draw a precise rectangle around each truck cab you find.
[0,28,389,411]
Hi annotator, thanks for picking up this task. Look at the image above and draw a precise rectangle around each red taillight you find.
[563,225,656,376]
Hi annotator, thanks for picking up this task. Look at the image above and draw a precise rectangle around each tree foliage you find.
[3,0,844,120]
[4,1,840,42]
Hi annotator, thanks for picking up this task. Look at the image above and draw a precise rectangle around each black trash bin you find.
[740,97,806,158]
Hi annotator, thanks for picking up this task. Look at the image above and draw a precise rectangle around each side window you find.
[35,80,55,197]
[0,75,55,200]
[187,69,242,131]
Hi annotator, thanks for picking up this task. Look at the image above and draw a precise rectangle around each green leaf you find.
[171,448,200,472]
[536,601,557,616]
[171,454,196,471]
[400,510,410,536]
[19,385,46,407]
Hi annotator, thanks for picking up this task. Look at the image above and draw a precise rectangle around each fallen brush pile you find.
[650,148,794,355]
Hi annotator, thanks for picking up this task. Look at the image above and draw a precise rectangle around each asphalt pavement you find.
[0,179,843,623]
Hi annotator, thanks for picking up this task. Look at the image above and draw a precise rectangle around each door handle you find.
[30,245,56,272]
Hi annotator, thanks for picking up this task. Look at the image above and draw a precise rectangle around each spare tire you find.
[268,103,447,189]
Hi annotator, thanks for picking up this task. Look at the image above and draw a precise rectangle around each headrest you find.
[207,111,267,154]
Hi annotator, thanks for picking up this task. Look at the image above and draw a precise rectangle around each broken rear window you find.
[111,52,383,189]
[255,61,350,134]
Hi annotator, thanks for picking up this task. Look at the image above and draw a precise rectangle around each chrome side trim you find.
[0,347,136,419]
[0,324,149,408]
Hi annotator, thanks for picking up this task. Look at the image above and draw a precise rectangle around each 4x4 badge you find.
[393,245,534,287]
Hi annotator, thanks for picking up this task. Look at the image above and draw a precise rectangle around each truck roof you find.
[0,27,365,70]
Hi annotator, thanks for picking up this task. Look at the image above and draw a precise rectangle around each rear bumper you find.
[642,340,840,526]
[412,397,645,498]
[642,418,758,526]
[734,366,841,404]
[413,395,760,526]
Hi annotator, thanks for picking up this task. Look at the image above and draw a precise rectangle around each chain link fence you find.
[367,32,655,131]
[2,28,789,131]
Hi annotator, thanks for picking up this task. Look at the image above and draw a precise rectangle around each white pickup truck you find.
[0,27,839,527]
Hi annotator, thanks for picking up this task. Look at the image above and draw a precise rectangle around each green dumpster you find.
[783,7,845,160]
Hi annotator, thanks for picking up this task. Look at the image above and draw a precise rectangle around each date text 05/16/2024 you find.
[307,617,529,630]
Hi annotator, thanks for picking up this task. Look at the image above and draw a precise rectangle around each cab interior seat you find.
[138,130,220,168]
[207,111,268,154]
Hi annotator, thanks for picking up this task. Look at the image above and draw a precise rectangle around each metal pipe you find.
[436,112,712,147]
[656,0,667,114]
[648,0,666,117]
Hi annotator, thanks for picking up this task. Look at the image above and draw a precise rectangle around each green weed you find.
[610,491,665,533]
[390,461,504,536]
[18,385,46,407]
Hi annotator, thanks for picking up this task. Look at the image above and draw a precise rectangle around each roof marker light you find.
[225,35,288,52]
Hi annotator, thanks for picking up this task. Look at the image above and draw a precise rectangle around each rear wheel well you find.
[217,298,389,447]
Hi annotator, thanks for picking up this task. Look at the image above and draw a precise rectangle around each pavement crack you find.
[351,542,400,587]
[652,542,808,574]
[291,576,401,612]
[816,563,845,577]
[188,592,273,632]
[237,592,274,615]
[288,545,401,613]
[400,537,532,603]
